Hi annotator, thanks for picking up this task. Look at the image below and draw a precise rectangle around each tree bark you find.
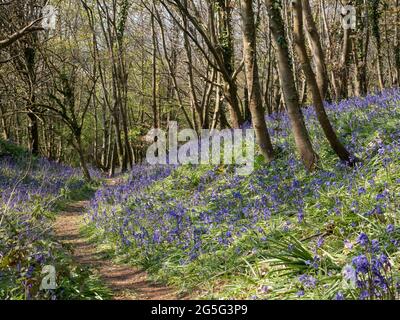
[302,0,328,100]
[240,0,274,161]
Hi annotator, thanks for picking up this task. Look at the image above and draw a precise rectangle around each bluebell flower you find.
[296,290,305,297]
[342,264,357,284]
[316,237,324,248]
[357,233,369,247]
[334,292,345,300]
[352,255,370,274]
[371,239,380,253]
[358,187,366,195]
[297,210,304,223]
[344,239,353,250]
[378,254,389,266]
[359,290,370,300]
[260,285,271,294]
[386,224,395,233]
[299,274,317,288]
[376,193,385,201]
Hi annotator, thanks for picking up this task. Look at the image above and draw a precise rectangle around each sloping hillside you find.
[87,89,400,300]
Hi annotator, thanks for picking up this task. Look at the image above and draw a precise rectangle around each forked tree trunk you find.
[265,0,318,171]
[292,0,357,165]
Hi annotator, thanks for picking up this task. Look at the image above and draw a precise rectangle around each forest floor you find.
[53,180,179,300]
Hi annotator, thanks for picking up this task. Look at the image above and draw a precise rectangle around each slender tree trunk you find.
[353,0,369,96]
[321,0,337,99]
[371,0,385,90]
[217,0,244,128]
[109,141,117,178]
[211,73,222,130]
[337,25,352,100]
[151,10,159,131]
[27,111,39,155]
[183,14,202,132]
[25,46,39,155]
[240,0,274,161]
[0,105,9,140]
[302,0,328,99]
[75,134,92,182]
[396,0,400,85]
[224,80,243,128]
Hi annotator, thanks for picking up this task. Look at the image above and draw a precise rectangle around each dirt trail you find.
[54,181,179,300]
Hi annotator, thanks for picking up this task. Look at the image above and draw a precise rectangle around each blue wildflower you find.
[358,187,366,195]
[386,224,395,233]
[297,210,304,223]
[342,264,357,284]
[357,233,369,247]
[296,290,305,297]
[334,292,345,300]
[352,255,370,274]
[299,274,317,288]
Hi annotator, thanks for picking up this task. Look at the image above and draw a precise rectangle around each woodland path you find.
[53,179,179,300]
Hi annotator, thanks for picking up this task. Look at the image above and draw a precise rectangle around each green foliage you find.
[0,138,29,159]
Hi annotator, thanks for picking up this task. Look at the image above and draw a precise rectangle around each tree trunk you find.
[396,0,400,85]
[292,0,356,165]
[371,0,385,90]
[353,0,369,96]
[266,0,318,171]
[0,105,9,140]
[337,27,352,100]
[75,134,92,182]
[240,0,274,161]
[27,111,39,156]
[224,80,244,128]
[217,0,244,128]
[302,0,328,100]
[151,10,159,131]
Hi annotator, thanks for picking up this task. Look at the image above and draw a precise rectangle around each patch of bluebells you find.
[88,89,400,298]
[339,231,400,300]
[299,274,317,289]
[0,154,94,299]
